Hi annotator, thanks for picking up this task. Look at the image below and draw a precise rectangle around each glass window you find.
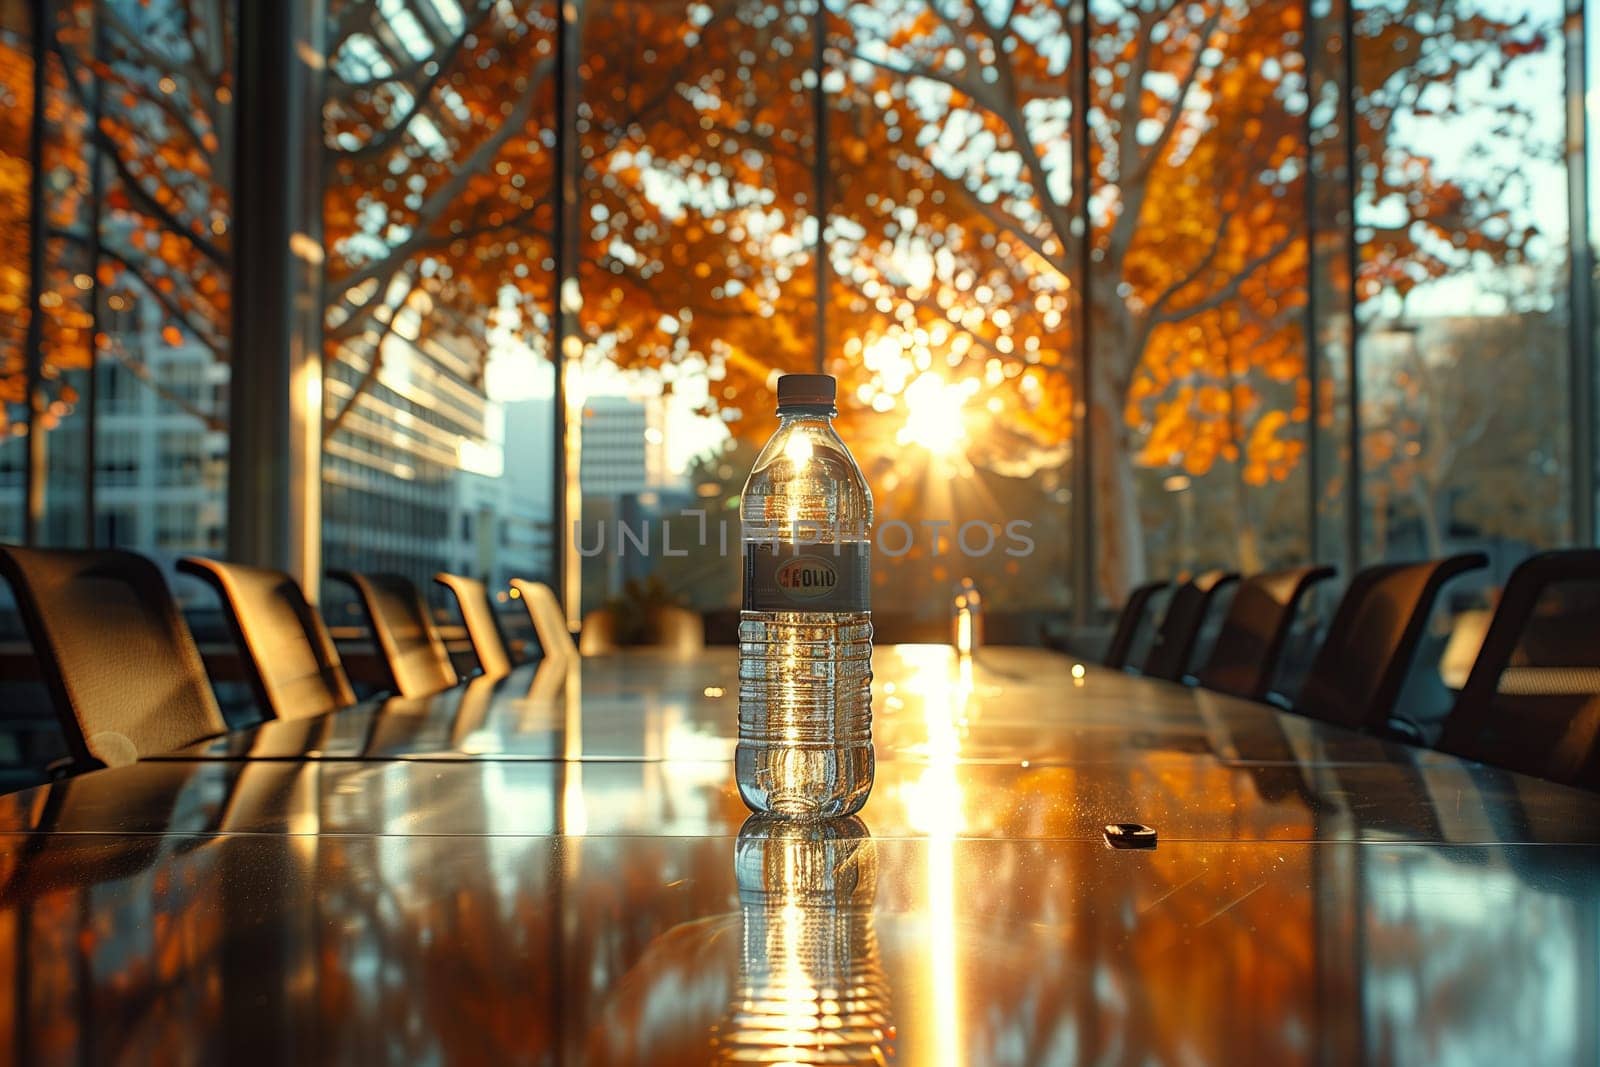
[94,427,139,487]
[1350,0,1573,732]
[1083,0,1314,607]
[95,358,140,415]
[562,0,817,628]
[1354,0,1571,564]
[0,0,1591,675]
[321,0,558,611]
[156,428,212,488]
[1307,0,1357,574]
[0,0,235,556]
[833,1,1078,637]
[0,1,30,541]
[93,502,137,548]
[155,500,200,549]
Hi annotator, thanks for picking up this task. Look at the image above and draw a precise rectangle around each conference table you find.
[1,645,1598,1064]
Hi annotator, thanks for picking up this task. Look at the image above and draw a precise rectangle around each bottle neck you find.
[776,404,836,422]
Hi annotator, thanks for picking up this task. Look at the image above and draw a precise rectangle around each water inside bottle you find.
[738,375,874,818]
[737,607,875,817]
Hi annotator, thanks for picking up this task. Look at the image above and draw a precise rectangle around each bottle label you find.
[743,542,870,613]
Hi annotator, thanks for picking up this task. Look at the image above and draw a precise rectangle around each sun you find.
[898,372,975,457]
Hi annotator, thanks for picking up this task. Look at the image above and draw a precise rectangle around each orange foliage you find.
[0,18,32,427]
[826,0,1544,593]
[0,0,233,432]
[0,0,1551,579]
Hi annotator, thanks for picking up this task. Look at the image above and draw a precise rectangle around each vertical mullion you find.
[551,0,581,629]
[22,0,50,545]
[83,6,108,548]
[1567,0,1594,544]
[550,0,567,615]
[226,0,324,588]
[1302,0,1321,566]
[1341,0,1363,572]
[1070,0,1094,626]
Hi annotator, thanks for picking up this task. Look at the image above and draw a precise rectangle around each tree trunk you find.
[1233,461,1263,573]
[1236,515,1263,574]
[1090,370,1146,607]
[1084,273,1150,608]
[1412,478,1445,559]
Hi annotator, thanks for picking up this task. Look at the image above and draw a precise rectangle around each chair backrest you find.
[579,607,621,655]
[1294,553,1487,731]
[511,578,578,661]
[649,604,705,655]
[0,546,226,768]
[577,604,705,655]
[177,557,355,721]
[1196,565,1337,701]
[434,572,514,679]
[1104,580,1169,670]
[1436,550,1600,789]
[1141,570,1240,681]
[328,570,457,698]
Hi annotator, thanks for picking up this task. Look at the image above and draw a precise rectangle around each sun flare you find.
[898,373,976,457]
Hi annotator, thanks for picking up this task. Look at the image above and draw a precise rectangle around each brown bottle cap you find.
[776,373,836,407]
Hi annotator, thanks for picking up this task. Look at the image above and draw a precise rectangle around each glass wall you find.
[319,0,559,648]
[0,0,233,557]
[0,0,239,783]
[301,0,1595,655]
[1087,0,1314,604]
[1351,0,1570,565]
[0,0,32,547]
[834,1,1078,636]
[1342,0,1572,726]
[568,0,817,625]
[0,0,1594,666]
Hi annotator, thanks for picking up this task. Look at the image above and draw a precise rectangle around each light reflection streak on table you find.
[0,644,1598,1066]
[921,649,966,1067]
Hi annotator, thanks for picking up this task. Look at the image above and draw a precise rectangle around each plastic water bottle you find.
[737,373,874,818]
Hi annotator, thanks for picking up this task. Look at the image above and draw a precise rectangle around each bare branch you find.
[1151,228,1300,327]
[91,42,214,157]
[104,338,226,431]
[98,4,209,98]
[851,25,1075,270]
[323,290,410,440]
[324,54,556,318]
[49,226,228,357]
[53,39,229,266]
[326,0,496,164]
[1143,204,1238,322]
[968,9,1077,259]
[1128,7,1224,184]
[847,50,991,108]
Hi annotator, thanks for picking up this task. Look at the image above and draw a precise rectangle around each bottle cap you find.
[776,373,836,407]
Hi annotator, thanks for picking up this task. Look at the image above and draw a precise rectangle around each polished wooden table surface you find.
[3,646,1598,1065]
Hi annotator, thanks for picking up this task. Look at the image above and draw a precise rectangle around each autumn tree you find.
[4,0,1561,610]
[321,0,559,437]
[322,0,828,442]
[823,0,1551,601]
[43,0,234,427]
[1,14,33,434]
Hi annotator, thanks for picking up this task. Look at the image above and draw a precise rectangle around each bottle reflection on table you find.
[713,815,894,1065]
